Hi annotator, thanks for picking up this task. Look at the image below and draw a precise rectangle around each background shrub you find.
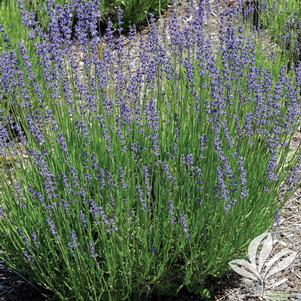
[0,0,171,33]
[258,0,301,64]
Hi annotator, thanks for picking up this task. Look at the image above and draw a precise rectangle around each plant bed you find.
[0,260,243,301]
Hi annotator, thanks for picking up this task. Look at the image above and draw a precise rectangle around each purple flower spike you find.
[179,212,190,240]
[68,230,79,253]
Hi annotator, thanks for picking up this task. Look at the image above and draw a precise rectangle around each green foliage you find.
[1,0,171,31]
[101,0,171,27]
[0,0,28,49]
[0,2,301,300]
[259,0,301,63]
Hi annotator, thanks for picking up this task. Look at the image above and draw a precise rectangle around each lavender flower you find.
[79,210,87,229]
[196,168,203,193]
[18,0,38,29]
[0,122,10,153]
[19,43,44,105]
[238,156,248,198]
[61,200,70,214]
[90,155,98,171]
[185,153,194,172]
[62,173,71,193]
[89,200,112,231]
[31,232,38,246]
[199,135,207,156]
[143,166,152,199]
[213,125,233,178]
[287,155,301,188]
[46,217,58,239]
[28,187,46,207]
[267,139,279,182]
[21,234,33,263]
[97,168,105,190]
[26,113,45,146]
[68,230,79,253]
[69,166,79,188]
[217,167,228,202]
[179,212,190,240]
[96,115,112,152]
[136,185,146,209]
[168,9,184,54]
[244,113,253,137]
[7,116,26,145]
[221,121,234,148]
[0,50,19,95]
[88,240,97,260]
[119,167,128,190]
[31,151,56,200]
[183,57,195,86]
[145,100,160,156]
[162,161,175,182]
[167,201,176,225]
[57,133,68,158]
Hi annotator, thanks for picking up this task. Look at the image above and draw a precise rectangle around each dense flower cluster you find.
[0,0,300,300]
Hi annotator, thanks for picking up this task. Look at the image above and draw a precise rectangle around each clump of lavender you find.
[0,1,300,300]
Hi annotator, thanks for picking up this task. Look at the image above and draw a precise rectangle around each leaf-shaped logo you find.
[229,259,260,281]
[229,231,297,298]
[248,232,273,273]
[263,249,297,280]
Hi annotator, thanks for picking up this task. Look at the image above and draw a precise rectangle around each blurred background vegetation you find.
[0,0,172,35]
[259,0,301,65]
[0,0,171,62]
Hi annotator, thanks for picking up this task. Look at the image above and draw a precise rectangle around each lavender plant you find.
[258,0,301,64]
[0,1,301,300]
[1,0,171,33]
